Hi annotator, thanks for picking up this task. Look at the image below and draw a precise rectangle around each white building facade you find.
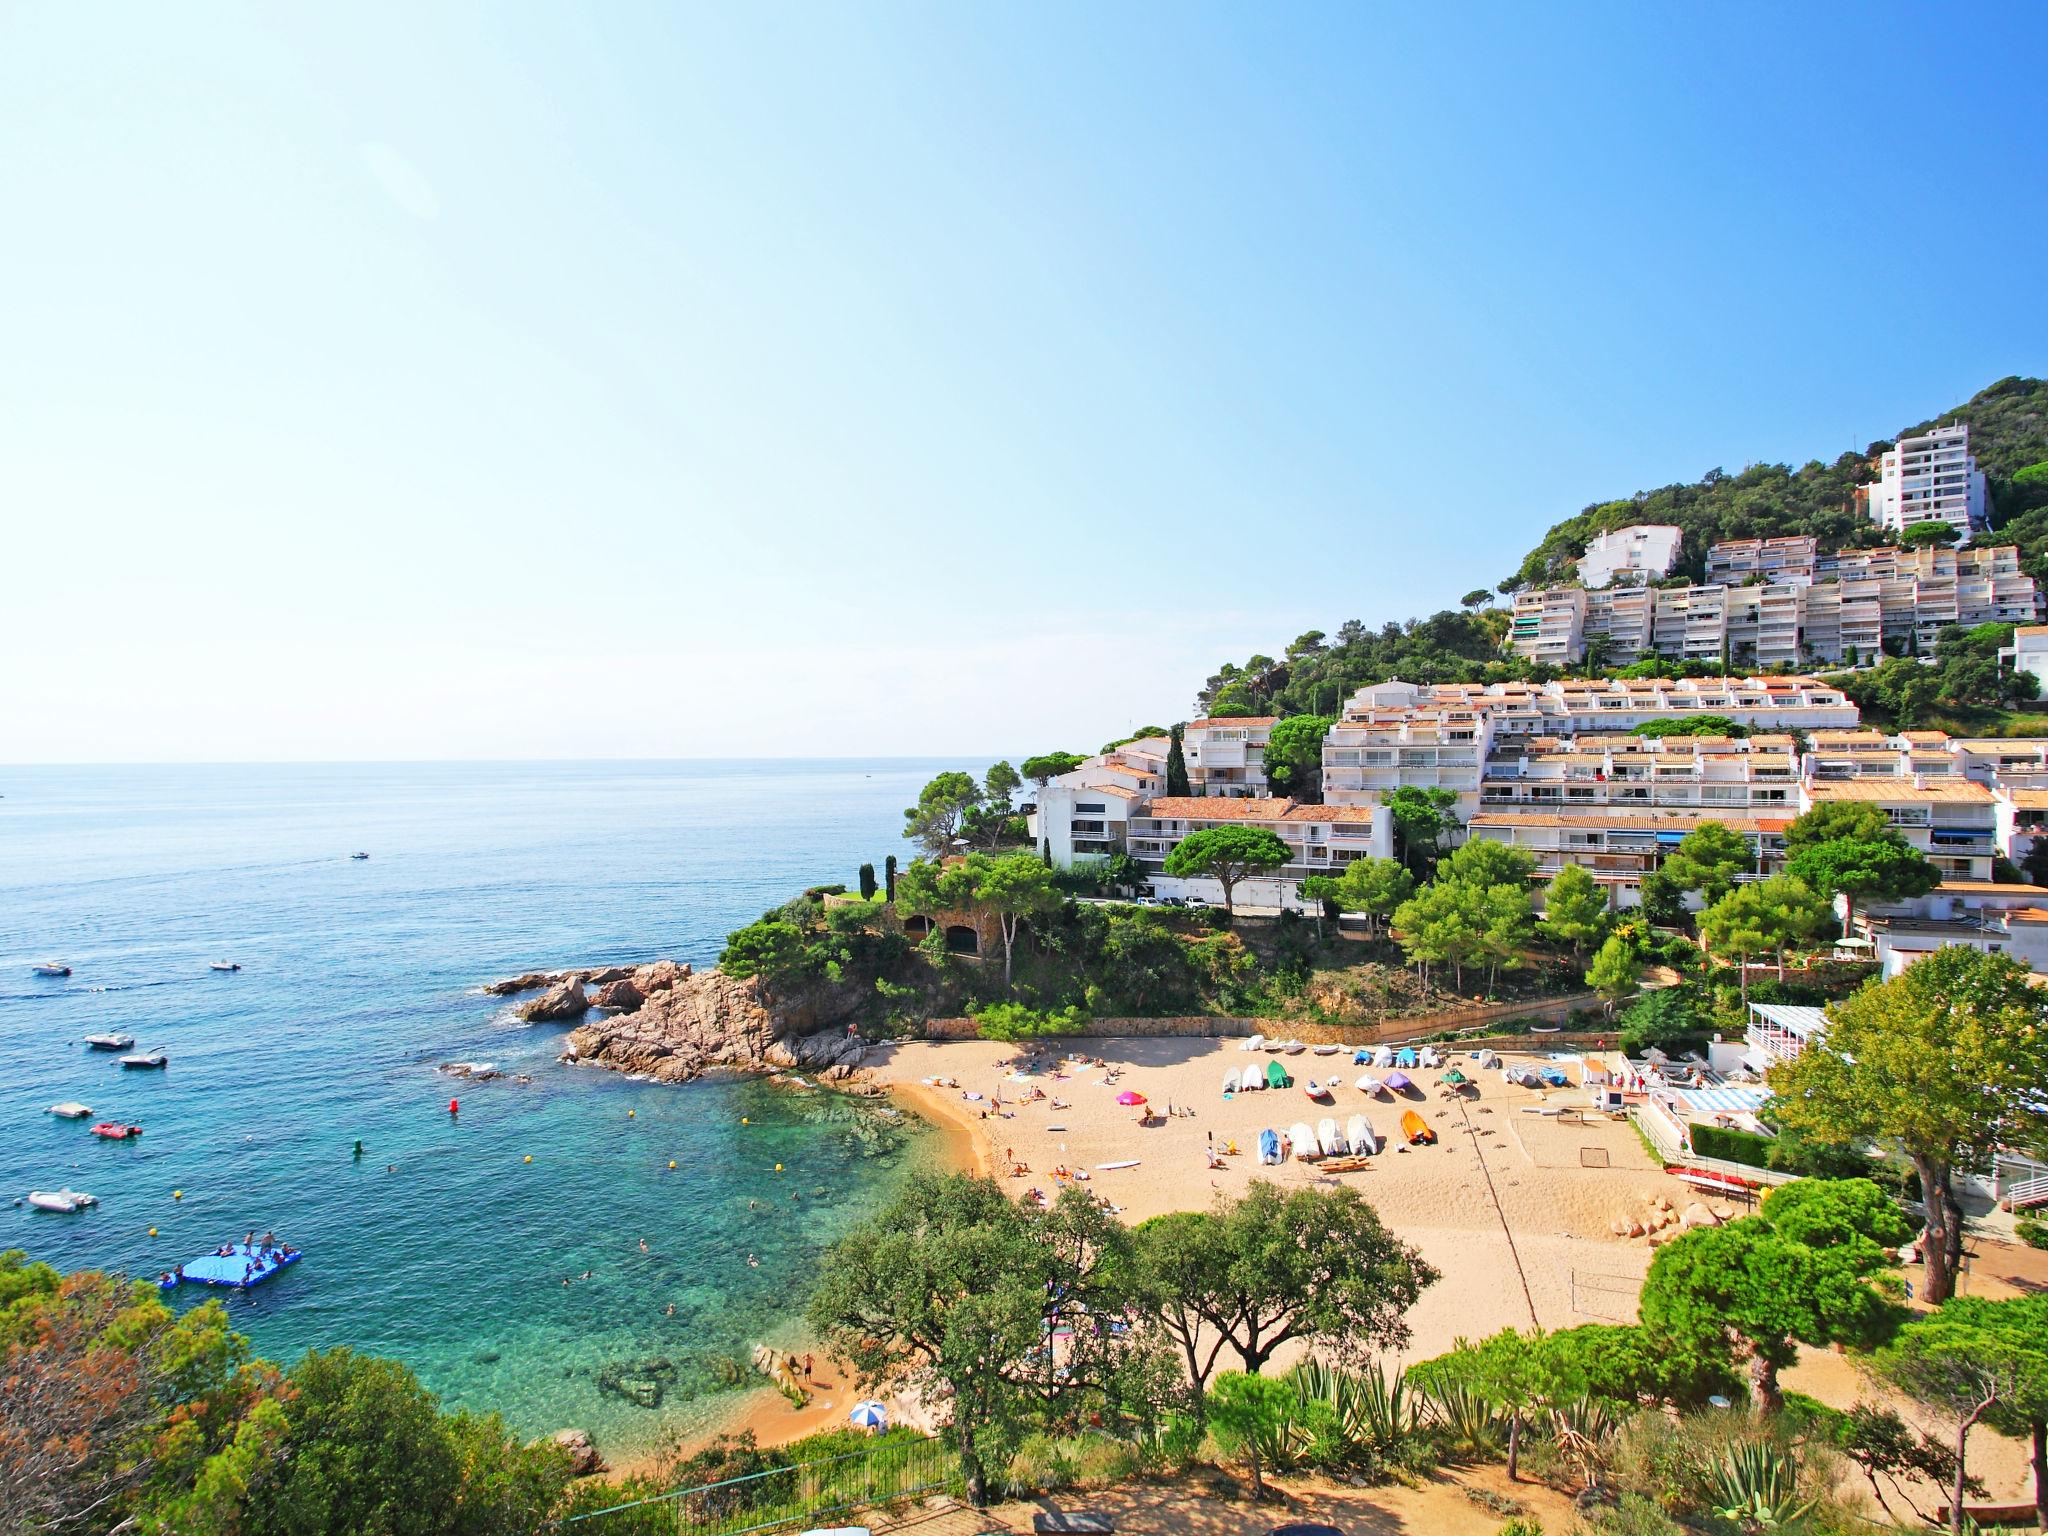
[1863,424,1988,542]
[1577,523,1683,587]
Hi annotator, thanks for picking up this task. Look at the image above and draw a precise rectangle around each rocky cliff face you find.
[557,964,872,1085]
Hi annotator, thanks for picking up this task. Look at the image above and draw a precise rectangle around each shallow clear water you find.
[0,760,954,1453]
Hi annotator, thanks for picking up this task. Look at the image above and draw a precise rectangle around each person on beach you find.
[803,1353,813,1380]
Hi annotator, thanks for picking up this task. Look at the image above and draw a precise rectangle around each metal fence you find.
[562,1435,961,1536]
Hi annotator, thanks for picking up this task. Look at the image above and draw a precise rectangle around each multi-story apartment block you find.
[1508,587,1587,665]
[1527,543,2039,668]
[1467,809,1791,910]
[1478,733,1803,821]
[2000,625,2048,692]
[1863,423,1988,542]
[1706,536,1818,585]
[1124,797,1392,911]
[1798,777,1997,884]
[1182,717,1276,798]
[1029,738,1169,864]
[1577,524,1683,587]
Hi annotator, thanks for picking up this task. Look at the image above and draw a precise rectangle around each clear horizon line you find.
[0,753,1018,770]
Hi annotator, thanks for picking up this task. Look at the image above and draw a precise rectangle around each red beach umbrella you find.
[1115,1091,1146,1106]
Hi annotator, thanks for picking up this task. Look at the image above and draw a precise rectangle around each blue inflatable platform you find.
[168,1243,302,1289]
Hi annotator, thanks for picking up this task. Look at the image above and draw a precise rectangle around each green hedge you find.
[1688,1123,1777,1168]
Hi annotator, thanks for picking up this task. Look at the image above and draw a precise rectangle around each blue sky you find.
[3,3,2044,762]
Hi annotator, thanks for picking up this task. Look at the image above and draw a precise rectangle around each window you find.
[1076,802,1106,814]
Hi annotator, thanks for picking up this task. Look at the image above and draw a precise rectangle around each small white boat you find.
[1317,1117,1346,1156]
[1283,1040,1306,1056]
[1356,1074,1384,1095]
[1371,1046,1394,1068]
[1419,1047,1442,1069]
[1223,1067,1241,1095]
[1303,1078,1333,1102]
[1312,1043,1340,1057]
[47,1102,93,1119]
[85,1033,134,1051]
[27,1189,98,1213]
[120,1050,168,1070]
[1348,1113,1378,1154]
[1261,1037,1285,1052]
[210,960,241,972]
[1240,1067,1262,1092]
[350,852,370,860]
[33,961,72,978]
[1241,1034,1266,1052]
[1288,1121,1319,1161]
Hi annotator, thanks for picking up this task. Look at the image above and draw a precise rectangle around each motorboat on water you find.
[33,961,72,977]
[209,960,242,972]
[26,1189,98,1213]
[47,1102,93,1119]
[90,1122,142,1140]
[85,1033,135,1051]
[350,851,370,860]
[120,1050,169,1070]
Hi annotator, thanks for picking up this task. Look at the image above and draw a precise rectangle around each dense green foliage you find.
[1824,621,2041,729]
[1161,825,1293,915]
[1511,377,2048,590]
[0,1252,570,1536]
[1197,613,1516,718]
[1630,715,1748,739]
[1262,713,1334,797]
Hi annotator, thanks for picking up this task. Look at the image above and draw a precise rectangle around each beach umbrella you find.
[1115,1090,1146,1106]
[849,1400,888,1430]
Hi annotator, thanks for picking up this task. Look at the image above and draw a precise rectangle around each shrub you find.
[969,1001,1087,1042]
[2018,1214,2048,1251]
[1580,1493,1685,1536]
[1688,1123,1778,1169]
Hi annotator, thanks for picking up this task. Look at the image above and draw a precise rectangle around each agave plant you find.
[1287,1359,1427,1468]
[1416,1375,1506,1458]
[1708,1439,1819,1534]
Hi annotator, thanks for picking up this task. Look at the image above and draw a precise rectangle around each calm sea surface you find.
[0,760,959,1453]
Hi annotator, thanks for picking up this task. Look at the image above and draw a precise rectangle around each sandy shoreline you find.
[634,1034,2048,1506]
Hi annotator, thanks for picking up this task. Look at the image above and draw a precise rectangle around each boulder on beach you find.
[548,1428,607,1477]
[1680,1201,1720,1230]
[520,977,590,1023]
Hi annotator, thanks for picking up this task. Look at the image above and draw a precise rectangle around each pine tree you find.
[1166,724,1191,797]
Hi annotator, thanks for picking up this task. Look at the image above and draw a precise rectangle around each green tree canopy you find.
[1641,1211,1900,1413]
[1630,715,1750,739]
[1767,948,2048,1305]
[1129,1182,1436,1386]
[1587,934,1643,1016]
[1383,786,1459,873]
[1162,825,1293,917]
[1661,821,1752,903]
[808,1174,1160,1507]
[902,771,983,856]
[1541,863,1610,956]
[1325,856,1415,937]
[1439,837,1537,890]
[1393,879,1485,990]
[1616,984,1707,1056]
[1020,752,1085,789]
[1785,836,1939,930]
[1262,714,1334,798]
[1903,1295,2048,1532]
[1697,875,1832,1004]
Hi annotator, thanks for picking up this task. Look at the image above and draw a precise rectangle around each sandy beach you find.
[868,1033,1690,1365]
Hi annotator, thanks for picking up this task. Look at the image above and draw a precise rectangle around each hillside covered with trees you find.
[1196,377,2048,720]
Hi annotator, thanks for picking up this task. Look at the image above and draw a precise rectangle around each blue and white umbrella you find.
[849,1400,888,1430]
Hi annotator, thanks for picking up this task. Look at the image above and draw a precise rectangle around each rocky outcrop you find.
[485,971,556,996]
[584,966,635,987]
[547,1428,607,1477]
[520,977,590,1023]
[633,959,690,995]
[563,966,865,1084]
[593,978,644,1012]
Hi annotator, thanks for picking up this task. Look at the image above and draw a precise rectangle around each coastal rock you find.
[521,978,591,1023]
[566,968,866,1084]
[594,978,645,1012]
[585,966,635,987]
[633,960,690,996]
[548,1428,607,1477]
[1680,1201,1720,1230]
[486,971,557,997]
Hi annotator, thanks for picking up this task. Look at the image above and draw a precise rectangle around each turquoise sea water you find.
[0,761,956,1455]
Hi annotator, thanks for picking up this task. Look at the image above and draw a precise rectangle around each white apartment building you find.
[1467,809,1791,911]
[1706,536,1819,586]
[1522,542,2040,668]
[1029,739,1169,865]
[1124,797,1393,911]
[1999,624,2048,692]
[1182,717,1276,797]
[1577,524,1683,587]
[1863,423,1988,542]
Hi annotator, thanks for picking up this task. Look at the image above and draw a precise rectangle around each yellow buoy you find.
[668,1160,677,1170]
[148,1227,158,1237]
[524,1155,533,1164]
[741,1117,749,1126]
[774,1163,784,1172]
[172,1190,183,1200]
[628,1109,636,1118]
